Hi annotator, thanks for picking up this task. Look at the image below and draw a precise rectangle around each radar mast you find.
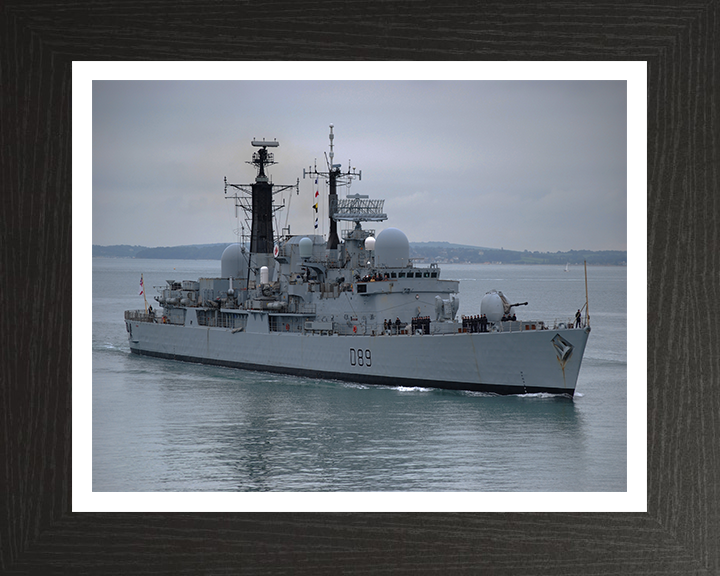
[303,124,364,249]
[224,139,298,255]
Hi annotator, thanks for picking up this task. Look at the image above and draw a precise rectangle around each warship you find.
[125,126,591,396]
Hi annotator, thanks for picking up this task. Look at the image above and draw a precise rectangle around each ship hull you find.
[127,321,590,396]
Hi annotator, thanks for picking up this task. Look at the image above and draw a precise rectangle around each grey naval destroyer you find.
[125,126,591,396]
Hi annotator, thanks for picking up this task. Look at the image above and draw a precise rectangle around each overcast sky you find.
[92,80,627,252]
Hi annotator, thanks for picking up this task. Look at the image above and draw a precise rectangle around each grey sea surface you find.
[92,259,627,492]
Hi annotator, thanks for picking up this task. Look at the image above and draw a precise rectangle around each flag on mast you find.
[314,179,320,228]
[139,274,148,312]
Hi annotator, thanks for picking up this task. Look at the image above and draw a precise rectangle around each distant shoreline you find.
[93,243,627,266]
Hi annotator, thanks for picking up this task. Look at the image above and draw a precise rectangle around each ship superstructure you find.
[125,126,591,396]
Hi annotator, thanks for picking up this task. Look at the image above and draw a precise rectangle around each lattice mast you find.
[224,139,298,254]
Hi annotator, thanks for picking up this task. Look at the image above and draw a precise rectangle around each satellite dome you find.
[221,243,249,279]
[364,236,376,251]
[298,237,313,259]
[374,227,409,268]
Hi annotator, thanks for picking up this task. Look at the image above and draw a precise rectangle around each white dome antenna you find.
[375,227,410,268]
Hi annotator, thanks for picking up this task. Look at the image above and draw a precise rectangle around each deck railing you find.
[124,310,155,323]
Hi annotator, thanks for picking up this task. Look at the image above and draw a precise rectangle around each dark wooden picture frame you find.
[2,2,717,574]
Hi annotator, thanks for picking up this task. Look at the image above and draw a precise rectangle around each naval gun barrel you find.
[510,302,528,308]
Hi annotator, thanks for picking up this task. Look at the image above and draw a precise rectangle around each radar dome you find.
[298,237,313,259]
[221,243,249,279]
[364,236,376,251]
[375,228,409,268]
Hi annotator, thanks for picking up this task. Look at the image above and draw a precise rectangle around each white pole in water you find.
[584,260,590,328]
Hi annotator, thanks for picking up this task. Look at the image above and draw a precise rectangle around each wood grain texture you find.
[1,1,718,574]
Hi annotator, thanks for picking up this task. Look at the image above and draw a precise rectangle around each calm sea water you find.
[92,259,627,492]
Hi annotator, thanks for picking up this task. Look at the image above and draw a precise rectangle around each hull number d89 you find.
[350,348,372,367]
